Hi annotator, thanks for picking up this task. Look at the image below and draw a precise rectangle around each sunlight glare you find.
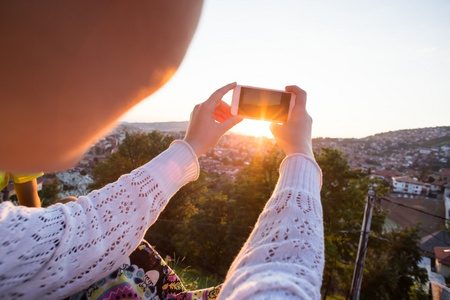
[223,89,275,138]
[231,119,274,138]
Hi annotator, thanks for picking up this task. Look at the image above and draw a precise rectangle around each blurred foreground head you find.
[0,0,203,172]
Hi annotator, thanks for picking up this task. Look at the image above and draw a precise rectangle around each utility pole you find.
[349,188,376,300]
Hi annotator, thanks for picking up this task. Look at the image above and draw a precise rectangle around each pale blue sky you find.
[121,0,450,138]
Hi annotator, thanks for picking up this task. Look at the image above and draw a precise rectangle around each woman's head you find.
[0,0,203,172]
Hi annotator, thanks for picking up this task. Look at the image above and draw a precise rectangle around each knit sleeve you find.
[0,140,199,300]
[219,154,324,300]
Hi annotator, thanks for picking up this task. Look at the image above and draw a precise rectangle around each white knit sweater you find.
[0,141,323,299]
[219,153,324,299]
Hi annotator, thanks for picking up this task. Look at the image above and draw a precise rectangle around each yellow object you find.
[0,172,43,191]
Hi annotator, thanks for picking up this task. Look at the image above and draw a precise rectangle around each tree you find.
[40,177,62,207]
[172,190,232,275]
[361,226,428,300]
[145,170,208,256]
[317,148,428,299]
[90,131,174,190]
[221,145,285,263]
[88,135,429,296]
[317,148,372,298]
[155,142,285,277]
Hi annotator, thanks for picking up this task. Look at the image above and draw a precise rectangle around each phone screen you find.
[238,87,291,122]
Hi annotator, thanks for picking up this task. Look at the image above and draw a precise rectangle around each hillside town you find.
[2,124,450,296]
[3,124,448,202]
[6,124,447,200]
[69,124,450,295]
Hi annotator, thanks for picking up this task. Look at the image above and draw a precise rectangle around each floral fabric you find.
[69,240,221,300]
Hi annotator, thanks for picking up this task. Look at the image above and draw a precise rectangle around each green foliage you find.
[90,133,429,297]
[361,226,428,300]
[90,131,174,190]
[233,148,281,219]
[421,134,450,148]
[150,142,285,278]
[317,148,428,299]
[318,148,370,298]
[7,194,19,206]
[39,177,62,207]
[145,171,208,258]
[408,283,431,300]
[222,145,284,258]
[173,191,232,275]
[164,254,222,291]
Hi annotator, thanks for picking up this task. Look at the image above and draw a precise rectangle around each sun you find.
[231,119,274,138]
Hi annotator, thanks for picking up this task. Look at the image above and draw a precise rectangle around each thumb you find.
[219,115,244,134]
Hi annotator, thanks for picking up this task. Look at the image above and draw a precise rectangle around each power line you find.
[388,209,450,246]
[379,196,449,221]
[155,195,447,231]
[378,196,450,245]
[349,191,448,300]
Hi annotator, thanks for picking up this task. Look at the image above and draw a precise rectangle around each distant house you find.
[392,176,430,196]
[419,230,450,297]
[78,159,90,167]
[419,149,432,155]
[434,247,450,277]
[436,169,450,182]
[215,165,243,178]
[446,183,450,199]
[430,181,446,194]
[420,230,450,270]
[373,169,402,182]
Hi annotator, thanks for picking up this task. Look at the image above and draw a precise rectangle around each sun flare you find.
[231,119,274,138]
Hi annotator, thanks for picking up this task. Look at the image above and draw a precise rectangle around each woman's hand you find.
[184,83,243,157]
[270,85,314,158]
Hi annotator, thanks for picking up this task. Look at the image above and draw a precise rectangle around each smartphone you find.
[231,85,295,123]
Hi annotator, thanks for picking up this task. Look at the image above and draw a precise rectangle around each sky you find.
[120,0,450,138]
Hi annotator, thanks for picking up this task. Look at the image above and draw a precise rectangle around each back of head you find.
[0,0,203,172]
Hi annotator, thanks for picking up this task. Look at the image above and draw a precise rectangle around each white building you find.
[444,184,450,228]
[391,176,430,196]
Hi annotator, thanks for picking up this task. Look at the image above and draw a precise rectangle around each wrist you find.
[288,149,314,159]
[284,142,314,158]
[183,138,202,158]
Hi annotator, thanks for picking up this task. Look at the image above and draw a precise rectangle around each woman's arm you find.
[219,85,324,299]
[0,140,198,299]
[219,155,324,299]
[0,83,242,299]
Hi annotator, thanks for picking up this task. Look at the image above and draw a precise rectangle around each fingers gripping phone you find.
[231,85,295,123]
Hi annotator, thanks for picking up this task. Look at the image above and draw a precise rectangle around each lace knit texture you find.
[218,154,324,300]
[0,141,199,299]
[0,144,323,300]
